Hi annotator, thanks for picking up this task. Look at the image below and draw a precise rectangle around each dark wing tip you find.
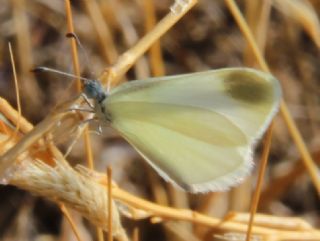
[223,70,274,104]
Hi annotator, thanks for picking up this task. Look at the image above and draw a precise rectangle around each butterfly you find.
[81,67,281,193]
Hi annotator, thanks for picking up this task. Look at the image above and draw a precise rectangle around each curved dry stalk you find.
[0,97,33,134]
[274,0,320,48]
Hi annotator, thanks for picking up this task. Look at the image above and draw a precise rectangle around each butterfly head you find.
[83,80,107,103]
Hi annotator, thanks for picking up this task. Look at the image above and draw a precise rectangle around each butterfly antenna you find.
[31,66,91,84]
[66,32,92,75]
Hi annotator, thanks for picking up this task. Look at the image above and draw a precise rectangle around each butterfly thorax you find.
[83,79,111,122]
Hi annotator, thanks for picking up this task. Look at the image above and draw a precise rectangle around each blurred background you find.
[0,0,320,240]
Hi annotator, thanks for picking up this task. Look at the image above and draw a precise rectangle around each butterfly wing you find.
[103,68,281,192]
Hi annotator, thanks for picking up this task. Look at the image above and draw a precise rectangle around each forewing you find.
[105,68,281,192]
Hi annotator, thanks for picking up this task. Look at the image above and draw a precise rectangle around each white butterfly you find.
[82,67,281,193]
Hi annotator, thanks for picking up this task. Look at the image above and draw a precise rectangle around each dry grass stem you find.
[230,212,314,231]
[246,124,274,241]
[65,0,81,92]
[12,0,43,110]
[143,0,165,77]
[83,0,118,64]
[107,167,113,241]
[59,203,85,241]
[244,0,271,66]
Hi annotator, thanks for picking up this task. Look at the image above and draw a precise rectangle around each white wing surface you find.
[103,68,281,192]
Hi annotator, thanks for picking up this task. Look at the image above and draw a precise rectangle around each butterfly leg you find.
[67,106,95,113]
[80,93,94,109]
[79,118,103,135]
[63,117,98,157]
